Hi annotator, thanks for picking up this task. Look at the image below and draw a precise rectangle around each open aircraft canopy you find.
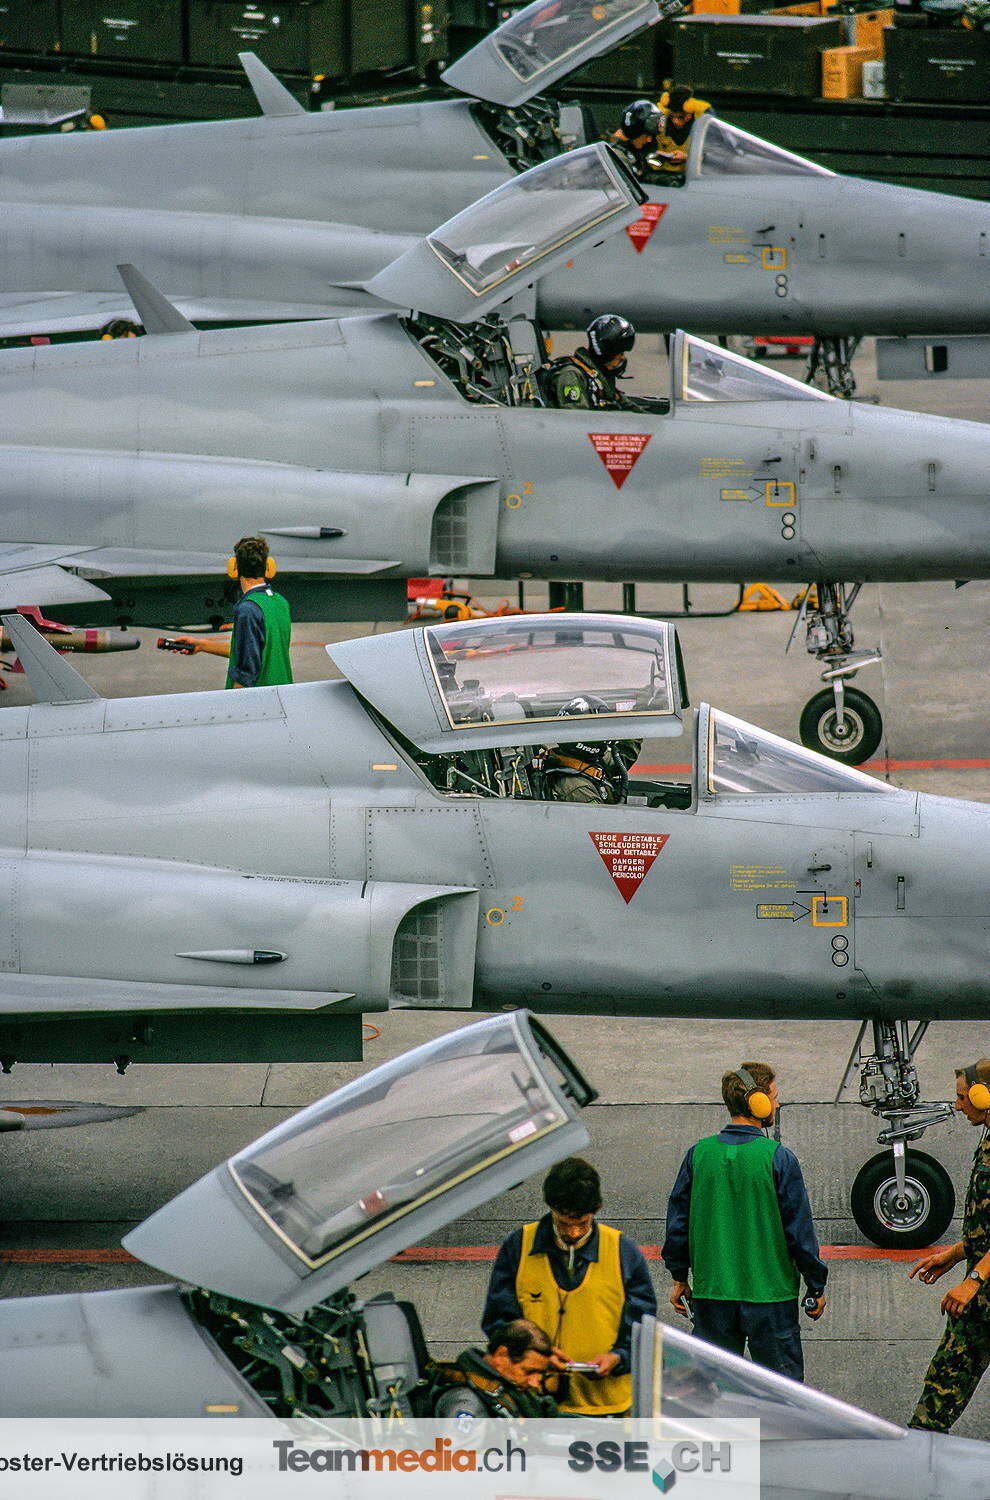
[365,143,644,322]
[329,613,688,753]
[442,0,661,107]
[124,1013,594,1314]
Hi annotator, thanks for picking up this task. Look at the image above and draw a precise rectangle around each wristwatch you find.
[967,1268,985,1284]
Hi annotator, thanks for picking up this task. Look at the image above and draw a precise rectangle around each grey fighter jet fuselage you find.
[4,310,987,598]
[0,609,987,1245]
[0,0,986,345]
[0,142,985,763]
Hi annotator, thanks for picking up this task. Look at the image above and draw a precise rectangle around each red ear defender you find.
[737,1066,773,1121]
[265,556,277,579]
[226,556,238,579]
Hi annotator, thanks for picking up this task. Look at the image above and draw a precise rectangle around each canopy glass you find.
[425,615,679,731]
[678,333,832,404]
[707,709,890,796]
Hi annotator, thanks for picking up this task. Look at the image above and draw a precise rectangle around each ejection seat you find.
[361,1293,431,1416]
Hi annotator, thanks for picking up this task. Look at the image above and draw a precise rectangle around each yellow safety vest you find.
[515,1220,630,1415]
[653,94,711,171]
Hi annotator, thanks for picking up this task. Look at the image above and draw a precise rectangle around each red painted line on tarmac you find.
[0,1243,951,1267]
[1,1248,138,1263]
[636,758,990,775]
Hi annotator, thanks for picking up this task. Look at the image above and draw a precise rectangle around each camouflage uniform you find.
[910,1132,990,1430]
[542,347,619,410]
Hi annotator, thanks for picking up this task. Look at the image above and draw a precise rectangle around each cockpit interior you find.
[405,317,832,409]
[373,619,888,809]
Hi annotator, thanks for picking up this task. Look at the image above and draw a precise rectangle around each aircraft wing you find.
[0,291,372,339]
[0,546,114,608]
[0,542,403,613]
[0,974,355,1013]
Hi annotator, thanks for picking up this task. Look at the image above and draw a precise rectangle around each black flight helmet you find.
[621,98,662,139]
[586,314,636,373]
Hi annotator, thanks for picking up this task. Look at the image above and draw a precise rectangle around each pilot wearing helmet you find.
[608,98,666,182]
[542,315,637,411]
[539,697,641,804]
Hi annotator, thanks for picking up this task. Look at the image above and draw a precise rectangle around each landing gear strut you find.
[789,581,883,764]
[806,336,860,399]
[842,1020,955,1248]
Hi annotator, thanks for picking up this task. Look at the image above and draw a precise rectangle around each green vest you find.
[225,586,293,689]
[688,1134,799,1303]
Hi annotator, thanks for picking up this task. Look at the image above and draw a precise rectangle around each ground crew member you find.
[650,84,710,177]
[482,1157,656,1415]
[609,98,665,181]
[225,535,293,689]
[542,315,637,410]
[662,1062,827,1382]
[425,1319,558,1418]
[909,1058,990,1431]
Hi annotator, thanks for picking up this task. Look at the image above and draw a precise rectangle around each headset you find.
[964,1063,990,1113]
[736,1066,774,1122]
[227,555,277,580]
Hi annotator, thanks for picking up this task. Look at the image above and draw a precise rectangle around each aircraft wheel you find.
[799,687,882,765]
[850,1150,955,1249]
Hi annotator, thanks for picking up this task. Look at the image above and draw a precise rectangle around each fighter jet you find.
[1,606,987,1247]
[0,0,987,398]
[2,143,988,758]
[1,1013,987,1497]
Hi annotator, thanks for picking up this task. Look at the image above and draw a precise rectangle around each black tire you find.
[442,604,462,619]
[799,687,882,765]
[850,1149,955,1249]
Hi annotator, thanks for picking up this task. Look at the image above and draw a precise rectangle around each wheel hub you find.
[818,709,864,751]
[875,1175,930,1232]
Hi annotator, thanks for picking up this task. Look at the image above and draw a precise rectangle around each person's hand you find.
[549,1346,570,1372]
[668,149,686,163]
[910,1247,960,1285]
[587,1352,620,1379]
[804,1295,826,1321]
[669,1280,692,1316]
[941,1277,981,1318]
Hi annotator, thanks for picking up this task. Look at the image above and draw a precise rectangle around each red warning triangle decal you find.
[588,433,651,490]
[590,831,669,904]
[625,202,667,254]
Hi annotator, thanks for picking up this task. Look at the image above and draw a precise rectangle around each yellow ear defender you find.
[737,1066,773,1121]
[965,1064,990,1112]
[227,555,277,579]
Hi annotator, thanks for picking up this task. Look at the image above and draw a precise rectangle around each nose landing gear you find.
[843,1020,955,1248]
[790,582,883,764]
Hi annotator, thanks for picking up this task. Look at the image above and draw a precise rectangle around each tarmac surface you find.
[1,339,989,1438]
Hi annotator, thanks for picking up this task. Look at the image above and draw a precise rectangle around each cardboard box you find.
[770,4,820,15]
[692,0,741,14]
[822,42,880,96]
[851,8,893,51]
[861,57,886,95]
